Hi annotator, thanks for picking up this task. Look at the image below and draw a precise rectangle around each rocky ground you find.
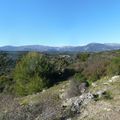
[0,76,120,120]
[77,76,120,120]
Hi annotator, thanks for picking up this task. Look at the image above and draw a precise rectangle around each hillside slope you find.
[77,76,120,120]
[0,76,120,120]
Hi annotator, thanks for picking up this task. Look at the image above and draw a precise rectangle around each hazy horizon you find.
[0,42,120,47]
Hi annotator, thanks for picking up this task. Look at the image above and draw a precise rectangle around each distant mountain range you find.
[0,43,120,52]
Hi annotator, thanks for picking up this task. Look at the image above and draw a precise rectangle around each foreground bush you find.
[13,52,55,96]
[76,53,90,62]
[83,57,109,82]
[107,57,120,75]
[0,75,13,93]
[0,52,14,76]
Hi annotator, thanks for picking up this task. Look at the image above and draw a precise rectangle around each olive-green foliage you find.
[74,73,86,83]
[14,52,54,96]
[107,57,120,75]
[0,52,14,76]
[53,57,69,73]
[83,56,109,82]
[76,53,90,62]
[74,73,89,87]
[0,75,13,93]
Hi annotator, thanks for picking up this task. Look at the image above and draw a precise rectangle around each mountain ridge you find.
[0,43,120,52]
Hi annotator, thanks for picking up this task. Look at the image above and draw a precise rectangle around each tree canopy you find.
[14,52,55,96]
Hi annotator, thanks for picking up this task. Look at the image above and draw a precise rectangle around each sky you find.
[0,0,120,46]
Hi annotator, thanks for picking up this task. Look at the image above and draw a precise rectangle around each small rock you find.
[104,108,111,112]
[42,89,46,93]
[62,92,93,114]
[67,118,72,120]
[109,76,120,83]
[92,83,97,87]
[103,82,109,85]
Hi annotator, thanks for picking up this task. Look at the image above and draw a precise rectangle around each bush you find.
[74,73,87,83]
[83,57,109,82]
[0,75,13,93]
[107,57,120,76]
[13,52,55,96]
[0,52,14,76]
[76,53,90,62]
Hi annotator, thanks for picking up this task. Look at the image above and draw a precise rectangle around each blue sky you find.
[0,0,120,46]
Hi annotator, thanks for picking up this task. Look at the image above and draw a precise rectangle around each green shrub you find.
[13,52,55,96]
[0,75,13,93]
[0,52,14,76]
[107,57,120,76]
[83,57,109,82]
[74,73,86,83]
[76,53,90,62]
[74,73,89,87]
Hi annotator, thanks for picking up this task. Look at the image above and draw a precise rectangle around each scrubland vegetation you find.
[0,50,120,120]
[0,50,120,96]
